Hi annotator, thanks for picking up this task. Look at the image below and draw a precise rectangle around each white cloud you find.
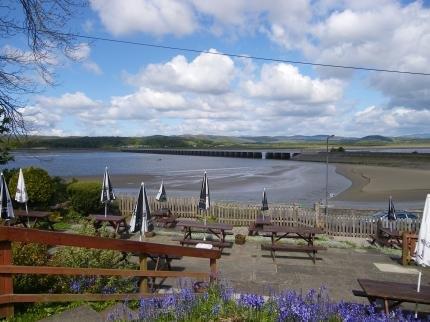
[106,88,187,119]
[66,43,91,61]
[90,0,196,36]
[126,49,235,94]
[36,92,100,110]
[243,64,343,104]
[83,61,103,75]
[352,105,430,135]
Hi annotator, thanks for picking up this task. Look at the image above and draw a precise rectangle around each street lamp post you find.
[325,135,335,215]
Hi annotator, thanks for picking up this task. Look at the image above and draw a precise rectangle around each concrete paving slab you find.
[38,305,102,322]
[374,263,420,274]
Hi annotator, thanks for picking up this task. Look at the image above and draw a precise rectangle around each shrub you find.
[49,221,138,295]
[8,167,55,208]
[67,181,103,215]
[12,242,55,294]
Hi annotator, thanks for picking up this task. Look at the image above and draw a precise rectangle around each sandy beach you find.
[334,164,430,202]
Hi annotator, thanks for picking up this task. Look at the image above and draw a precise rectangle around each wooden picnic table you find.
[369,224,402,248]
[261,225,326,263]
[14,210,55,230]
[152,208,178,228]
[249,216,271,236]
[356,279,430,314]
[88,214,129,235]
[175,221,234,250]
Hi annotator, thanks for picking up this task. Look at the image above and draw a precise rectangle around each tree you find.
[0,0,87,163]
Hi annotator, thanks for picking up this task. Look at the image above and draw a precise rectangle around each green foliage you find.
[49,221,138,295]
[330,146,345,152]
[1,167,19,183]
[0,109,13,165]
[50,176,68,205]
[12,243,54,294]
[67,181,103,215]
[8,167,55,208]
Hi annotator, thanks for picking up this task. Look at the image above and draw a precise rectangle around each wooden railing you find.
[0,226,221,318]
[117,196,422,238]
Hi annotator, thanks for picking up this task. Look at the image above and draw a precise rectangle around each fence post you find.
[314,203,320,229]
[0,240,13,318]
[139,254,149,294]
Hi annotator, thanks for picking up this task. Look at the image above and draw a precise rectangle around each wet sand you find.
[334,164,430,202]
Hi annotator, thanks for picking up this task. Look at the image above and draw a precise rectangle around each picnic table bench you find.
[261,225,326,263]
[261,243,327,264]
[14,210,55,230]
[354,279,430,314]
[369,223,402,248]
[89,214,129,235]
[174,221,234,251]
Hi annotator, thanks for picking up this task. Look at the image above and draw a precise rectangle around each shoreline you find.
[333,163,430,203]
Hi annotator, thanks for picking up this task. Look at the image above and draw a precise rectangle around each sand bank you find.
[334,164,430,202]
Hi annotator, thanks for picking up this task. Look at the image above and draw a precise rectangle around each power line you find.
[4,25,430,76]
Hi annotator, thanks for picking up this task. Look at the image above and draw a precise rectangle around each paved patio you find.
[140,232,430,313]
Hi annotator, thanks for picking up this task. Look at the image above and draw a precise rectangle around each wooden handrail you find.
[0,226,220,318]
[0,226,221,259]
[0,265,209,279]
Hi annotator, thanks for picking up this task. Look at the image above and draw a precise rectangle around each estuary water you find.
[2,150,351,206]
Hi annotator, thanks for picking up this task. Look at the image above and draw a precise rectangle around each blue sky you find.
[6,0,430,137]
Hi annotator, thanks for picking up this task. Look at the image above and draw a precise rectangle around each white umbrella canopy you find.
[0,172,14,220]
[100,166,116,217]
[129,182,151,241]
[155,180,167,202]
[415,194,430,267]
[15,168,28,214]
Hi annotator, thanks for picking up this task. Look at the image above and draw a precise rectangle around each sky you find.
[6,0,430,137]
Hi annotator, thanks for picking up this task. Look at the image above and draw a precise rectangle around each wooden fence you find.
[0,226,221,318]
[116,196,421,238]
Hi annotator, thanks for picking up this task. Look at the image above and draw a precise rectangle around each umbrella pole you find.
[203,210,207,241]
[104,203,107,217]
[25,202,29,227]
[415,271,422,318]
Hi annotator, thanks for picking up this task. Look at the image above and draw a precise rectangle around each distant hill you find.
[8,134,430,150]
[398,133,430,139]
[357,135,393,142]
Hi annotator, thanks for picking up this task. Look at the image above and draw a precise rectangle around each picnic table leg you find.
[383,299,389,315]
[47,219,55,231]
[210,258,217,282]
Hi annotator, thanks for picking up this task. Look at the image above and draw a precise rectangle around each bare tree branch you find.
[0,0,87,163]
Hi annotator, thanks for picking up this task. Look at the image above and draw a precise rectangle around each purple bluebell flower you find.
[238,293,265,310]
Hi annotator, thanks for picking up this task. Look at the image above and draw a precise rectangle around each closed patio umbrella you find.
[261,188,269,212]
[415,194,430,267]
[0,173,14,220]
[15,168,28,214]
[198,171,210,240]
[156,180,167,202]
[129,182,151,241]
[100,166,115,217]
[387,196,396,221]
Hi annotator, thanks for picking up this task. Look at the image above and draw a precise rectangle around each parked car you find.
[371,210,418,221]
